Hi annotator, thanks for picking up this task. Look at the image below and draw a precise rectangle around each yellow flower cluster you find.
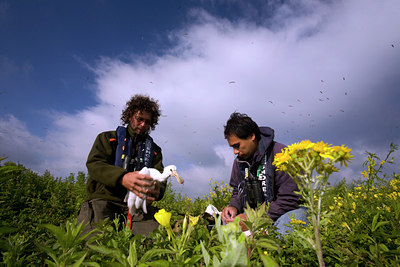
[390,177,399,191]
[290,217,307,225]
[273,140,353,176]
[387,191,399,200]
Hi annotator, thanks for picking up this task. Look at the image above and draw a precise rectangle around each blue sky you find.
[1,0,399,198]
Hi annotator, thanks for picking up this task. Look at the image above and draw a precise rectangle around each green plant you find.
[273,140,353,267]
[39,219,97,266]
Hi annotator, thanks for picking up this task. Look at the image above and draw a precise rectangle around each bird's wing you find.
[139,167,150,175]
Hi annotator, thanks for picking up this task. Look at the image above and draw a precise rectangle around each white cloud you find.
[0,115,45,166]
[2,0,400,197]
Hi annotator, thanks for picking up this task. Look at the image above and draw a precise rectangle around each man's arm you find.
[222,160,243,222]
[87,132,156,200]
[267,142,301,221]
[86,131,128,188]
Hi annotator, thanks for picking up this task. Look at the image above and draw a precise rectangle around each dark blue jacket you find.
[228,127,301,221]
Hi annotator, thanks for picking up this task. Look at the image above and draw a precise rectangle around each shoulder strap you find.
[138,135,154,168]
[114,126,155,170]
[114,126,132,168]
[259,141,275,202]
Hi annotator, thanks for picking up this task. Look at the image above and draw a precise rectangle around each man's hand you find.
[221,206,238,223]
[146,180,161,204]
[221,207,248,231]
[121,171,155,199]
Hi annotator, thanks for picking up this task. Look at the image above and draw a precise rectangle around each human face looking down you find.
[129,110,152,135]
[227,133,258,160]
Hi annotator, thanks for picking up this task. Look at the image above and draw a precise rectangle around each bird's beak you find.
[171,169,184,184]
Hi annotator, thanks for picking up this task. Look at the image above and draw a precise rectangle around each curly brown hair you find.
[120,94,161,131]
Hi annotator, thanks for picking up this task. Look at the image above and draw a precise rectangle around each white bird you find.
[125,165,184,214]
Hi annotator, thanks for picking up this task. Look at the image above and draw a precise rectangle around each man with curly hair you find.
[77,94,166,236]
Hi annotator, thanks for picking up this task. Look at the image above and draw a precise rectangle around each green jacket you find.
[85,125,165,203]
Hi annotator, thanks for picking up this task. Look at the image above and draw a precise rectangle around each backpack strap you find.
[114,126,132,168]
[114,126,154,170]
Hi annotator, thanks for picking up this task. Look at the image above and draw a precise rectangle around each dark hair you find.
[120,94,161,131]
[224,112,260,140]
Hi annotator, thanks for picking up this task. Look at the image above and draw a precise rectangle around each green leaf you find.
[88,244,126,264]
[255,240,280,251]
[219,240,248,267]
[140,248,175,263]
[259,251,279,267]
[0,226,17,234]
[201,240,211,266]
[245,205,256,222]
[186,255,203,265]
[256,202,266,218]
[83,263,102,267]
[371,213,389,232]
[127,241,138,266]
[212,255,221,267]
[147,260,172,267]
[378,243,389,252]
[71,252,87,267]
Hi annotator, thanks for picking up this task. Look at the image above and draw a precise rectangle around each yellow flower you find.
[312,141,329,153]
[189,215,200,226]
[352,202,356,210]
[329,206,334,210]
[380,160,385,166]
[154,209,172,228]
[361,170,368,179]
[290,217,307,225]
[341,222,350,230]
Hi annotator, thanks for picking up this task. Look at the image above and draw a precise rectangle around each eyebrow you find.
[231,143,239,149]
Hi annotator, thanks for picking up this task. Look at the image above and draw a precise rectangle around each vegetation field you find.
[0,142,399,266]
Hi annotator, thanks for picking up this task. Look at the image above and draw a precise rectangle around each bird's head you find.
[165,165,184,184]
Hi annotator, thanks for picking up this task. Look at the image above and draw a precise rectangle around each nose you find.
[233,148,239,156]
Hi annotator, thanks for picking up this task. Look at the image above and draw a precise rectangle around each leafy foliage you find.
[0,143,399,266]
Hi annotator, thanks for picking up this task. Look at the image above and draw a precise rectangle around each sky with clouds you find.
[1,0,399,198]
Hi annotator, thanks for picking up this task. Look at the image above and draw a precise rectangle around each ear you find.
[251,133,256,141]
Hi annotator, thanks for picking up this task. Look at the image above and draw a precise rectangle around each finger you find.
[131,187,146,199]
[135,179,154,187]
[137,174,154,182]
[146,195,156,203]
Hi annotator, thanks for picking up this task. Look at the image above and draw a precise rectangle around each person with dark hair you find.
[77,94,166,236]
[221,112,307,236]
